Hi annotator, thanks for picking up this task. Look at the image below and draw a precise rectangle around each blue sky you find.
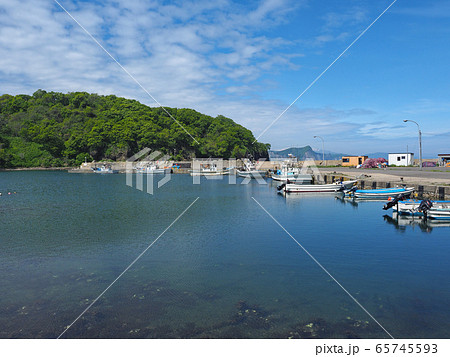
[0,0,449,157]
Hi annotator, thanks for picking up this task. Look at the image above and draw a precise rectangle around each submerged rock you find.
[288,318,331,339]
[230,300,272,329]
[335,317,373,339]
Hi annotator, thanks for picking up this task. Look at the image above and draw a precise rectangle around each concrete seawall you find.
[319,169,450,200]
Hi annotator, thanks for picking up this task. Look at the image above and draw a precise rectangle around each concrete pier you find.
[319,168,450,200]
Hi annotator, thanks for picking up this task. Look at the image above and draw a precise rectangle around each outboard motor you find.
[383,193,406,210]
[277,183,286,191]
[344,185,357,196]
[418,199,433,220]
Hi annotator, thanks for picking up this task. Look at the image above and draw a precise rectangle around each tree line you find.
[0,90,270,168]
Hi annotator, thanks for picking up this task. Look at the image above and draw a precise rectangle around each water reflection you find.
[383,213,450,233]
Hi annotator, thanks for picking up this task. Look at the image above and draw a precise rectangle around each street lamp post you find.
[403,120,422,170]
[313,135,325,165]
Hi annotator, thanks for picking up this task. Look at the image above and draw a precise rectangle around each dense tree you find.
[0,90,270,168]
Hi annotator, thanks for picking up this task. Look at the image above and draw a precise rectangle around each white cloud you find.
[0,0,446,157]
[0,0,305,112]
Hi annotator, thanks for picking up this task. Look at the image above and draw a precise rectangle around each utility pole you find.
[313,135,325,165]
[403,120,422,170]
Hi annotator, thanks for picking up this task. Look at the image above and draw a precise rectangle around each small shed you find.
[388,153,414,166]
[438,154,450,167]
[342,156,368,167]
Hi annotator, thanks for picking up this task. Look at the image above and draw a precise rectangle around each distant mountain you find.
[365,152,389,159]
[269,146,348,160]
[269,147,392,162]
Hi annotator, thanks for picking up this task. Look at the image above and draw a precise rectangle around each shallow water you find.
[0,171,449,338]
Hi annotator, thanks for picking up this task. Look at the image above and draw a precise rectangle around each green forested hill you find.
[0,90,270,168]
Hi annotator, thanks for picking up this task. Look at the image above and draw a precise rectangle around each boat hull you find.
[190,169,232,176]
[237,170,266,178]
[283,183,343,193]
[144,168,171,174]
[428,209,450,220]
[353,187,414,199]
[271,174,313,183]
[92,168,118,174]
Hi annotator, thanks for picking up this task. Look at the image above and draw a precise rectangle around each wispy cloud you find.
[393,1,450,18]
[0,0,301,102]
[306,5,369,47]
[0,0,447,156]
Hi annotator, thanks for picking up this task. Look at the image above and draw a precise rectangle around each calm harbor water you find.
[0,171,449,338]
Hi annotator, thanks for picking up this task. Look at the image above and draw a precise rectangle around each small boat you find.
[278,182,344,193]
[271,160,306,182]
[428,208,450,220]
[91,165,118,174]
[271,162,313,183]
[348,186,415,199]
[190,162,232,176]
[391,199,450,216]
[135,164,171,174]
[236,160,266,179]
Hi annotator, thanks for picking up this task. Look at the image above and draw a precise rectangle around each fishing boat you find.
[135,164,171,174]
[91,165,117,174]
[236,160,266,179]
[391,199,450,216]
[190,162,232,176]
[271,162,312,183]
[278,182,344,193]
[348,186,415,199]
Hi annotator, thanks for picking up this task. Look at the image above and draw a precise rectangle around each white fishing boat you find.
[135,164,171,174]
[190,162,232,176]
[349,186,415,199]
[392,200,450,216]
[278,182,344,193]
[236,160,266,178]
[271,162,312,183]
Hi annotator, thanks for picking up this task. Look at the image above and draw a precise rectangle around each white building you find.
[388,153,414,166]
[438,154,450,167]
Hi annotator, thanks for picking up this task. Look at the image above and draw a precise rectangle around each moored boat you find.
[278,182,344,193]
[349,186,415,199]
[135,164,171,174]
[92,165,118,174]
[270,161,312,183]
[428,208,450,220]
[190,162,232,176]
[236,159,266,179]
[391,199,450,216]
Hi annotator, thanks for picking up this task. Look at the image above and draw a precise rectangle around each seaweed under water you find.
[55,299,380,339]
